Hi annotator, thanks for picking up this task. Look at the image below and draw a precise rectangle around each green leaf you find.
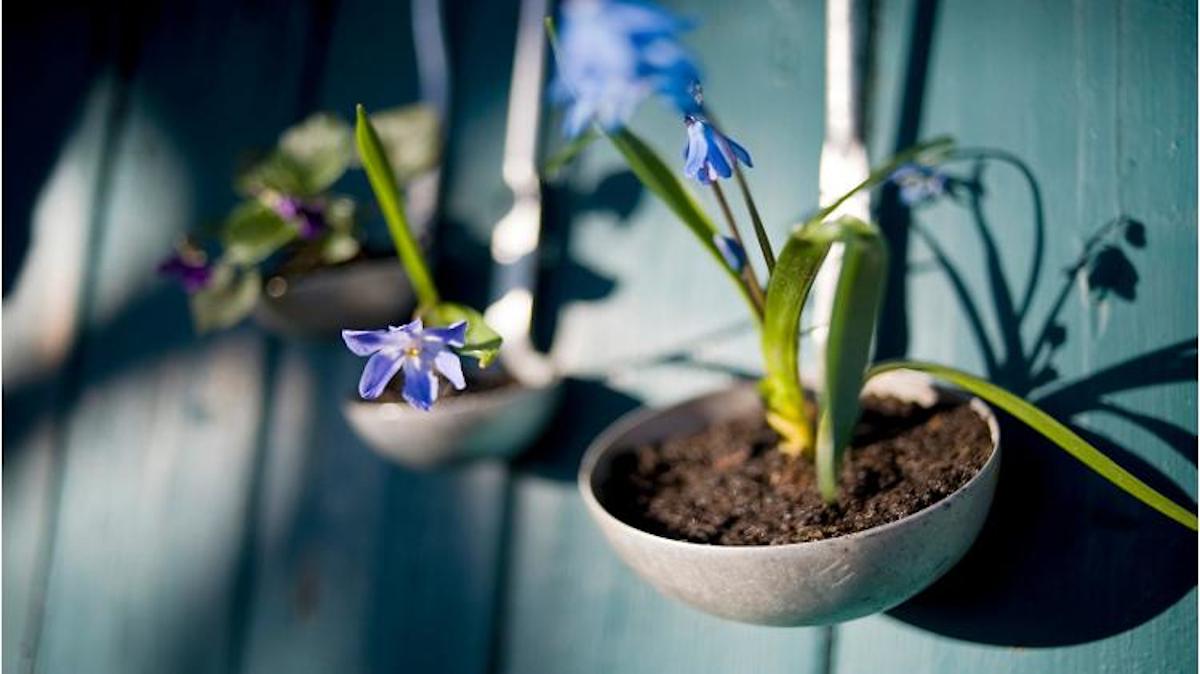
[236,151,312,197]
[278,112,354,192]
[542,128,599,180]
[221,201,296,265]
[355,104,440,308]
[761,223,833,454]
[360,104,441,183]
[868,360,1198,532]
[189,265,261,333]
[605,128,756,313]
[816,217,888,501]
[809,136,954,227]
[423,302,503,368]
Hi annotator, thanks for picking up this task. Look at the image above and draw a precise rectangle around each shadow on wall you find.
[884,151,1197,647]
[872,0,1195,646]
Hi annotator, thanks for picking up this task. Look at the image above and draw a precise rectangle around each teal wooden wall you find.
[3,1,1194,673]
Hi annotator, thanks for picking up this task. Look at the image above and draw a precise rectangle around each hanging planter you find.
[580,372,999,625]
[339,106,560,467]
[253,255,414,338]
[159,105,439,338]
[548,0,1196,625]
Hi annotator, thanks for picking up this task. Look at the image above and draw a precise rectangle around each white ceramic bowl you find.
[343,370,562,468]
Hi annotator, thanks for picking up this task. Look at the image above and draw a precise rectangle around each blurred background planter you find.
[253,255,416,339]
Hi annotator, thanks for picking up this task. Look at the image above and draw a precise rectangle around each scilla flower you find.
[553,0,700,136]
[270,194,328,239]
[713,234,746,272]
[342,318,468,410]
[158,249,214,293]
[888,163,948,206]
[683,115,753,184]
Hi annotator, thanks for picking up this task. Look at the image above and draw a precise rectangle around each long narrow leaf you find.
[761,225,832,453]
[817,217,888,500]
[867,360,1198,531]
[606,128,756,313]
[355,104,440,308]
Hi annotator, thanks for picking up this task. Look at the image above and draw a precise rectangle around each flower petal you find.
[703,123,732,179]
[342,329,396,356]
[683,122,708,179]
[401,358,439,411]
[725,136,753,168]
[434,350,466,390]
[358,351,405,400]
[425,320,467,348]
[712,234,746,273]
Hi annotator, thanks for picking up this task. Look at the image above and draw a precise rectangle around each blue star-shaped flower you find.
[683,116,752,184]
[888,163,948,206]
[342,318,468,410]
[553,0,701,137]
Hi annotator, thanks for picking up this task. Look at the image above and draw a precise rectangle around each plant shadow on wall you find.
[884,149,1197,647]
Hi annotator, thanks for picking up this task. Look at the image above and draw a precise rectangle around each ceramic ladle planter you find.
[253,257,415,338]
[343,0,561,469]
[579,370,1001,626]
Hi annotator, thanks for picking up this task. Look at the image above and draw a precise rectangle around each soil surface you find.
[602,396,993,545]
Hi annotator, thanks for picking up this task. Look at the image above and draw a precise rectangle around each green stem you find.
[711,181,766,316]
[733,165,775,273]
[355,104,440,309]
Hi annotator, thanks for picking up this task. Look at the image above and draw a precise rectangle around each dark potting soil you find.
[603,396,993,545]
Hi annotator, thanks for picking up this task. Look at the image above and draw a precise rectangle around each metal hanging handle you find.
[811,0,872,377]
[484,0,555,384]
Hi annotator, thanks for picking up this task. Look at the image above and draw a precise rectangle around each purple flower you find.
[712,234,746,272]
[682,116,752,184]
[158,252,214,293]
[553,0,701,136]
[889,163,947,206]
[342,318,468,410]
[272,195,327,239]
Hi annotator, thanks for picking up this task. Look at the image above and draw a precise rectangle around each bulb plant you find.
[160,105,439,332]
[341,105,503,411]
[550,0,1195,529]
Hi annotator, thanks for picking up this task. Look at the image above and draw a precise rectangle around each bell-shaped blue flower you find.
[683,116,752,184]
[712,234,746,273]
[342,318,468,410]
[888,163,947,206]
[553,0,701,136]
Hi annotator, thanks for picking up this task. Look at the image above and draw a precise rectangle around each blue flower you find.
[712,234,746,272]
[683,116,752,184]
[271,194,328,239]
[889,163,947,206]
[158,250,214,293]
[342,318,468,410]
[553,0,701,136]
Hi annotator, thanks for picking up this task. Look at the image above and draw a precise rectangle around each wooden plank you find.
[836,0,1196,671]
[498,0,831,671]
[30,1,322,671]
[237,1,508,672]
[238,346,507,674]
[3,6,129,672]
